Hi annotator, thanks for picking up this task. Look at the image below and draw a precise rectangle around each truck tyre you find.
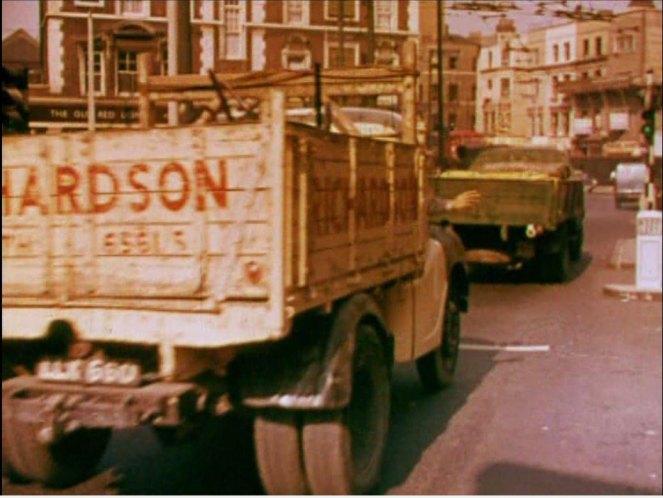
[254,410,308,495]
[2,404,110,488]
[416,296,461,391]
[569,223,584,262]
[538,227,570,283]
[301,324,390,494]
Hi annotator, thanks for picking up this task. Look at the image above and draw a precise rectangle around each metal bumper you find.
[2,376,201,443]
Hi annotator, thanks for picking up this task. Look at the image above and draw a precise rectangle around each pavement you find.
[605,236,662,301]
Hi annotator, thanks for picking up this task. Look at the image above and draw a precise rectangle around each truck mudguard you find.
[230,293,392,410]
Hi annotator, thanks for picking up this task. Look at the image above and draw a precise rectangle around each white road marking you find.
[460,343,551,353]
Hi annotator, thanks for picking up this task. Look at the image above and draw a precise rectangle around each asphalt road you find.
[380,192,662,495]
[4,192,661,495]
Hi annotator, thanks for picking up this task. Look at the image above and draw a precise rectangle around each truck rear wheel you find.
[2,407,110,488]
[301,324,390,494]
[416,296,461,391]
[569,223,584,262]
[254,410,308,495]
[538,226,570,283]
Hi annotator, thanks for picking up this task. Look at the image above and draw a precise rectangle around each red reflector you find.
[245,260,263,284]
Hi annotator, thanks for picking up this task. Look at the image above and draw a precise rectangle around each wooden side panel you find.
[284,123,425,312]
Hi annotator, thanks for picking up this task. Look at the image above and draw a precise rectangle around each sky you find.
[0,0,656,42]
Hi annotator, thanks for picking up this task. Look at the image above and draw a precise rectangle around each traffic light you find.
[641,107,655,146]
[2,66,29,134]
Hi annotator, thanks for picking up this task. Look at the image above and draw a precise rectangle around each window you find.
[78,47,105,96]
[448,83,458,102]
[327,43,358,68]
[582,38,590,58]
[375,0,395,30]
[74,0,104,7]
[118,0,147,16]
[375,41,398,66]
[116,50,138,95]
[500,78,510,99]
[325,0,358,21]
[582,71,589,79]
[551,112,559,136]
[448,113,457,131]
[471,84,476,99]
[563,42,570,61]
[501,44,509,67]
[594,68,602,78]
[223,0,243,60]
[282,36,311,70]
[448,55,458,70]
[595,36,603,56]
[616,33,635,53]
[553,43,559,63]
[284,0,308,25]
[538,112,544,136]
[552,75,558,100]
[487,79,492,90]
[160,47,168,75]
[488,51,493,69]
[562,111,569,135]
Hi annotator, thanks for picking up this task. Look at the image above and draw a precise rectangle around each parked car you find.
[610,162,648,208]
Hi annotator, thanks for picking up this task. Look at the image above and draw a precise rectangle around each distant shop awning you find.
[559,76,636,95]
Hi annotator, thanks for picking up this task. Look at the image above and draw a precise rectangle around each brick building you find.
[418,0,480,135]
[2,29,41,83]
[35,0,419,129]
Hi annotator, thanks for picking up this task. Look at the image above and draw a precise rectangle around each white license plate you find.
[36,358,141,387]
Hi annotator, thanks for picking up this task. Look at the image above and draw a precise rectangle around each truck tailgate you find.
[431,174,562,228]
[2,123,274,305]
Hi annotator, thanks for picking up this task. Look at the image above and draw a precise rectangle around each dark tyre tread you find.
[302,325,390,495]
[254,410,308,495]
[2,396,110,488]
[416,297,461,391]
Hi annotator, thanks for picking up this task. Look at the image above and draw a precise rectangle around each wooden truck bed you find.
[2,92,425,348]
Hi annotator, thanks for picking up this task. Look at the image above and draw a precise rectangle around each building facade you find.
[560,0,662,157]
[36,0,419,129]
[475,17,532,143]
[475,0,661,155]
[2,29,42,83]
[418,0,480,136]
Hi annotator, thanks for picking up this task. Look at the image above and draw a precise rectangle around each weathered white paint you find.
[47,18,64,94]
[460,343,551,352]
[251,29,266,71]
[200,27,215,73]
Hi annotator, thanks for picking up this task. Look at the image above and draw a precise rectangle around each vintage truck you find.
[2,46,469,494]
[431,146,585,282]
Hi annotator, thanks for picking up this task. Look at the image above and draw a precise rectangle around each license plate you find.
[36,358,141,387]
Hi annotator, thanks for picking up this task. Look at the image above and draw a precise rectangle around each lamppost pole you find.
[87,10,95,131]
[436,0,445,168]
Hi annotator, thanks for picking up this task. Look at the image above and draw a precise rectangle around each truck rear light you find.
[525,224,543,239]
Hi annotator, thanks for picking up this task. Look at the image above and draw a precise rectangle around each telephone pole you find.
[367,0,375,64]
